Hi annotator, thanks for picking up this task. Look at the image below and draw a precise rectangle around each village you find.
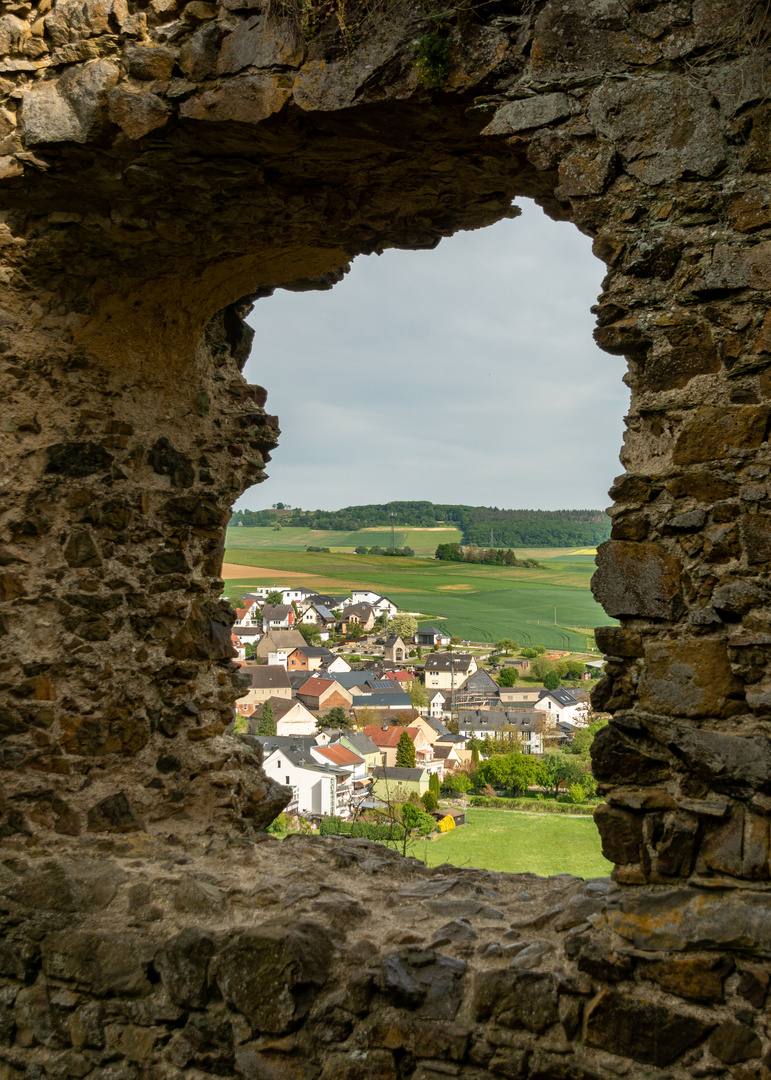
[229,585,599,831]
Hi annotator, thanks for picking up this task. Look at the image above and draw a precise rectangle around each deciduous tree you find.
[389,613,418,640]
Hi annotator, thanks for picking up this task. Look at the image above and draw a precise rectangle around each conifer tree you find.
[257,700,276,736]
[429,772,441,798]
[395,730,416,768]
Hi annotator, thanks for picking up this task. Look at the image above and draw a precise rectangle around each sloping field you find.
[226,525,463,556]
[221,544,611,650]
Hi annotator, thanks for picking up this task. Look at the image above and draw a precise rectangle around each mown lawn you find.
[410,808,612,879]
[221,544,611,650]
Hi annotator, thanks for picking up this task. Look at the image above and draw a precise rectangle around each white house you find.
[233,600,261,627]
[457,709,545,754]
[254,697,317,736]
[261,741,354,818]
[342,591,397,617]
[261,604,296,632]
[534,688,590,727]
[423,653,477,691]
[280,587,316,605]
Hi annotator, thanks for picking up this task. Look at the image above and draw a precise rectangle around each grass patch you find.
[410,808,611,878]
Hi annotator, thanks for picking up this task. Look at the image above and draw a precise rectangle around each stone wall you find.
[2,830,771,1080]
[3,0,771,1076]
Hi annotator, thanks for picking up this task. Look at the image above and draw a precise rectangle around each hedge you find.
[318,816,406,840]
[468,796,594,816]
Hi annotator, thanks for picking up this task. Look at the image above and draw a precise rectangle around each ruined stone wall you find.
[3,1,771,1076]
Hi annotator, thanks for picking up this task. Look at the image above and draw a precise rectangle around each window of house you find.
[286,776,290,785]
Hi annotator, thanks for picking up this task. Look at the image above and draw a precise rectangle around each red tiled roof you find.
[235,608,249,619]
[383,670,412,682]
[297,677,335,695]
[315,745,363,767]
[363,725,419,747]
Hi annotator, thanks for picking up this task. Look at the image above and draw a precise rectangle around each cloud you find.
[237,199,629,514]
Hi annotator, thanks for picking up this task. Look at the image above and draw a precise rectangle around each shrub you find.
[264,812,291,834]
[422,791,439,813]
[436,815,456,833]
[568,784,585,804]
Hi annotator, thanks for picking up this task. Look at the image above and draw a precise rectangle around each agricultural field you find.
[226,525,463,556]
[221,540,611,650]
[413,808,611,878]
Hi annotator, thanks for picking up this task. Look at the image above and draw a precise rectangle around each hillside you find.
[230,502,611,549]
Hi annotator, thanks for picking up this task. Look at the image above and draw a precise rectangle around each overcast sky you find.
[237,199,629,515]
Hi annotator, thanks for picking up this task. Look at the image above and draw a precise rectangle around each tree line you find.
[230,502,611,548]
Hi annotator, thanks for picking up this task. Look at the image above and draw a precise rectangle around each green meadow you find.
[226,525,463,557]
[222,539,611,650]
[414,808,611,878]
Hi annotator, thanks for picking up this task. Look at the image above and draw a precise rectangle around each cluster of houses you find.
[231,586,401,657]
[229,584,592,821]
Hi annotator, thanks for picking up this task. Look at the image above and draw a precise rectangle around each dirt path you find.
[221,563,351,590]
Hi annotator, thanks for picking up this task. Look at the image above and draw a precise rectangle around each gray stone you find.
[588,78,725,184]
[473,969,558,1033]
[20,84,83,145]
[482,93,573,135]
[41,930,153,996]
[155,927,216,1009]
[591,541,682,620]
[215,918,332,1033]
[584,990,715,1067]
[432,919,477,946]
[709,1021,761,1063]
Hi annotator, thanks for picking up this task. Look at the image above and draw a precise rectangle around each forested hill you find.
[230,502,611,548]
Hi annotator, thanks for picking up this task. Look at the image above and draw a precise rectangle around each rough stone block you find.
[594,804,643,865]
[640,956,731,1003]
[591,541,682,619]
[739,514,771,564]
[472,969,558,1033]
[155,928,217,1009]
[41,930,153,996]
[710,1022,762,1064]
[583,990,715,1066]
[215,919,332,1033]
[594,626,643,657]
[673,406,771,465]
[638,638,741,718]
[482,93,573,135]
[608,888,771,954]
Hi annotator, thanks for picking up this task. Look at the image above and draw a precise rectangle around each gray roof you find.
[365,679,401,691]
[353,692,412,708]
[326,671,375,689]
[294,646,335,659]
[424,653,473,672]
[435,734,468,744]
[426,718,451,736]
[461,668,499,692]
[262,604,294,618]
[372,766,427,782]
[538,688,587,707]
[311,605,335,621]
[340,731,380,757]
[344,602,375,619]
[259,737,349,776]
[418,625,445,636]
[458,709,542,732]
[241,665,291,690]
[384,634,404,647]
